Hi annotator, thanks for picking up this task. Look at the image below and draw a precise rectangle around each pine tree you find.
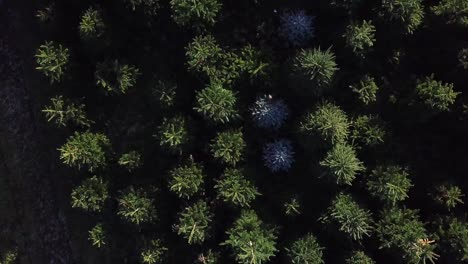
[186,35,224,80]
[118,150,142,172]
[152,79,177,109]
[194,83,239,123]
[214,168,260,207]
[376,207,439,264]
[251,95,289,130]
[367,165,412,205]
[431,0,468,27]
[415,75,459,112]
[350,76,379,105]
[140,239,167,264]
[319,193,373,241]
[35,41,69,83]
[262,139,295,172]
[345,251,375,264]
[300,101,350,145]
[71,176,108,212]
[58,131,111,172]
[381,0,424,34]
[320,143,365,186]
[117,187,156,225]
[222,210,277,264]
[286,233,324,264]
[175,200,213,244]
[350,115,385,147]
[433,184,465,211]
[196,250,220,264]
[156,115,189,152]
[170,0,221,27]
[210,129,246,165]
[279,10,315,47]
[36,4,55,24]
[42,95,92,128]
[436,216,468,262]
[458,48,468,69]
[79,7,105,40]
[283,196,301,217]
[168,161,205,199]
[88,223,106,248]
[95,60,140,94]
[344,20,376,57]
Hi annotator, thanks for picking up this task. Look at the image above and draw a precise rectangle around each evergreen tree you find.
[170,0,221,27]
[71,175,108,212]
[140,239,167,264]
[262,139,295,172]
[350,76,379,105]
[210,129,245,165]
[168,161,205,199]
[292,48,339,94]
[345,251,375,264]
[36,4,55,24]
[79,7,105,40]
[194,83,239,123]
[196,250,220,264]
[350,115,385,147]
[88,223,106,248]
[458,48,468,69]
[431,0,468,27]
[175,200,213,244]
[415,75,460,112]
[156,115,189,152]
[319,193,373,240]
[381,0,424,34]
[344,20,376,57]
[95,60,140,94]
[436,217,468,262]
[320,143,365,186]
[124,0,160,16]
[42,95,92,127]
[214,168,260,207]
[58,131,111,172]
[0,250,17,264]
[286,233,324,264]
[300,101,350,145]
[152,79,177,109]
[35,41,69,83]
[433,184,465,211]
[118,150,142,172]
[376,207,439,264]
[186,35,223,80]
[279,10,315,47]
[117,187,156,225]
[283,196,301,217]
[222,210,277,264]
[251,95,289,130]
[367,165,412,205]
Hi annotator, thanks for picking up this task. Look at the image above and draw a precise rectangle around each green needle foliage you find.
[88,223,106,248]
[175,200,213,244]
[117,187,156,225]
[319,193,373,241]
[381,0,424,34]
[210,130,246,165]
[36,4,55,24]
[300,101,350,145]
[223,210,277,264]
[140,239,167,264]
[95,60,141,94]
[320,143,365,186]
[79,7,105,40]
[118,150,143,172]
[156,115,189,152]
[376,207,438,264]
[58,131,111,172]
[168,161,205,199]
[35,41,69,83]
[350,75,379,105]
[345,251,375,264]
[42,95,92,128]
[124,0,160,16]
[436,217,468,262]
[367,165,412,205]
[458,48,468,69]
[433,184,465,211]
[194,83,239,123]
[292,48,339,94]
[186,35,224,80]
[350,115,385,147]
[170,0,222,27]
[431,0,468,27]
[286,233,324,264]
[344,20,376,57]
[214,168,260,208]
[283,196,301,217]
[196,250,220,264]
[71,176,108,212]
[415,75,460,112]
[152,80,177,109]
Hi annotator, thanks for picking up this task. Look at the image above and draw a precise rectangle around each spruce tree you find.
[196,250,220,264]
[436,217,468,262]
[415,75,459,112]
[117,187,156,225]
[118,151,142,172]
[350,76,379,105]
[194,83,239,123]
[344,20,376,57]
[433,184,465,211]
[124,0,160,16]
[283,196,301,217]
[35,41,69,83]
[88,223,106,248]
[320,143,365,186]
[140,239,167,264]
[214,168,260,208]
[175,200,213,244]
[170,0,222,27]
[345,251,375,264]
[366,165,412,205]
[95,60,140,94]
[431,0,468,27]
[286,233,324,264]
[350,115,385,147]
[168,161,205,199]
[381,0,424,34]
[42,95,92,128]
[210,129,246,166]
[458,48,468,69]
[79,7,105,40]
[71,176,108,212]
[156,115,189,152]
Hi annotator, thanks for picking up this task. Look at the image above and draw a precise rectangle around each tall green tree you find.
[168,161,205,199]
[350,76,379,105]
[175,200,213,244]
[140,239,167,264]
[117,187,156,225]
[286,233,324,264]
[367,165,412,205]
[415,75,459,112]
[79,7,105,40]
[381,0,424,34]
[320,143,365,186]
[71,176,108,212]
[345,251,375,264]
[194,83,239,123]
[436,216,468,262]
[118,150,142,172]
[350,115,385,147]
[344,20,376,57]
[156,115,189,153]
[214,168,260,208]
[431,0,468,27]
[210,129,246,165]
[124,0,160,16]
[88,223,106,248]
[433,184,464,211]
[171,0,221,27]
[42,95,92,128]
[95,60,140,94]
[35,41,69,83]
